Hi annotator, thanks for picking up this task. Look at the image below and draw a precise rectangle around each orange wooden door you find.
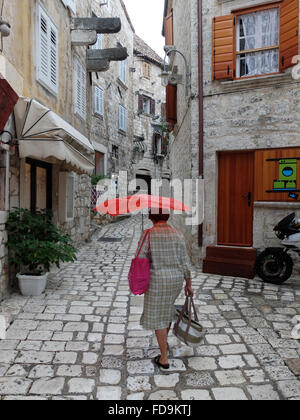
[218,152,254,247]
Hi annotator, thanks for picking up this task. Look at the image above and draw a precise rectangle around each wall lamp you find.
[161,46,190,96]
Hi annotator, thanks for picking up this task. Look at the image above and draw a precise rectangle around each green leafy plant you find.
[6,208,77,275]
[91,175,109,186]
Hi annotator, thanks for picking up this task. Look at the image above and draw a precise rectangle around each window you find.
[119,60,127,84]
[74,58,86,120]
[94,86,104,116]
[142,62,151,79]
[92,34,103,50]
[59,172,75,222]
[118,105,127,132]
[153,135,168,157]
[112,145,119,160]
[138,94,155,115]
[25,159,52,213]
[36,5,59,94]
[236,9,279,78]
[212,0,299,80]
[143,96,151,114]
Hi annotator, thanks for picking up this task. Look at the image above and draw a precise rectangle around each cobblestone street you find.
[0,216,300,400]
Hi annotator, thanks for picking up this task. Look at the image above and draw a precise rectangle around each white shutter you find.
[81,64,86,119]
[36,5,59,94]
[119,105,126,132]
[94,86,104,116]
[119,60,126,84]
[74,58,86,120]
[50,26,58,90]
[92,34,102,50]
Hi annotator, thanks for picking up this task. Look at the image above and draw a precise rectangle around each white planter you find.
[17,272,49,297]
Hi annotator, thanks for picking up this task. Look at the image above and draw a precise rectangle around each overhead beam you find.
[71,30,97,46]
[71,18,121,34]
[86,48,128,72]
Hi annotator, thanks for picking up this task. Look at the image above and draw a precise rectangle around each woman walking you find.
[135,209,193,370]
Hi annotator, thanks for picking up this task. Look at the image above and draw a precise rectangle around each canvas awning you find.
[14,98,95,175]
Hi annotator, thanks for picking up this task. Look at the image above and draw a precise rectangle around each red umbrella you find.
[94,194,191,216]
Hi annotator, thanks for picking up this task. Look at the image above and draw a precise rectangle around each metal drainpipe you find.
[5,148,9,211]
[198,0,204,247]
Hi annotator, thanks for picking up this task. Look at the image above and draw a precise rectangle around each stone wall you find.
[90,0,135,180]
[202,0,300,262]
[132,48,169,183]
[168,0,300,272]
[165,0,201,262]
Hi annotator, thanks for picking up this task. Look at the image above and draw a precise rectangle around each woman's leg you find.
[155,328,169,365]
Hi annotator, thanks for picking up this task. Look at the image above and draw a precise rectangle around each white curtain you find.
[241,9,279,77]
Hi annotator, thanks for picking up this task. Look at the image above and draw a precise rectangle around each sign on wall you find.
[254,148,300,202]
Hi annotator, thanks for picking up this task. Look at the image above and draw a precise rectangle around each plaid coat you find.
[136,222,191,330]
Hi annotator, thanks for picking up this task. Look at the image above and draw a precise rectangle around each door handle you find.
[242,192,252,207]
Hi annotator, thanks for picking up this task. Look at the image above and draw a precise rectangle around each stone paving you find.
[0,215,300,400]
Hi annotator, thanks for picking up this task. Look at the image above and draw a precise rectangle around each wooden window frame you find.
[142,62,151,79]
[233,2,282,80]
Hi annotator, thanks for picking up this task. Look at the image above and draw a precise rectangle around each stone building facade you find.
[90,0,135,181]
[164,0,300,276]
[132,34,170,193]
[0,0,137,300]
[163,0,201,261]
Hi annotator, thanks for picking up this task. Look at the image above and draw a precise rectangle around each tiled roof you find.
[134,34,164,67]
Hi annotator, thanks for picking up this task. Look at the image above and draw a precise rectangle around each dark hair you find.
[149,208,170,223]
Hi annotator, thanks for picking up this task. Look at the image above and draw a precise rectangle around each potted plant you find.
[6,208,77,296]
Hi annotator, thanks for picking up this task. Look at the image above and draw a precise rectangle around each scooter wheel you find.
[255,250,294,285]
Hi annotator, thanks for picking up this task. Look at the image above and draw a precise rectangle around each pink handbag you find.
[128,230,151,296]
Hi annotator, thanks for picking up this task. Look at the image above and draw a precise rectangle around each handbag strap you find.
[136,229,150,258]
[174,297,199,346]
[173,297,189,336]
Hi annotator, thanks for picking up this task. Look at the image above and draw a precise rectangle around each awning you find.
[14,98,95,175]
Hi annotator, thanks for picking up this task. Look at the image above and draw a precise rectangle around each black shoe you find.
[153,355,170,370]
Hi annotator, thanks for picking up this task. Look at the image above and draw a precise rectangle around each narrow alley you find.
[0,216,299,401]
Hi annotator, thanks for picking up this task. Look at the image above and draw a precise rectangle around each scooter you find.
[255,213,300,284]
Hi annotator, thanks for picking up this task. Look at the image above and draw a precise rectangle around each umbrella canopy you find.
[94,194,191,216]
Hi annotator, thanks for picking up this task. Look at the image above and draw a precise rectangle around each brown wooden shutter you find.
[0,79,19,131]
[280,0,299,71]
[166,84,177,126]
[138,94,144,113]
[150,98,156,115]
[164,11,174,46]
[212,15,235,81]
